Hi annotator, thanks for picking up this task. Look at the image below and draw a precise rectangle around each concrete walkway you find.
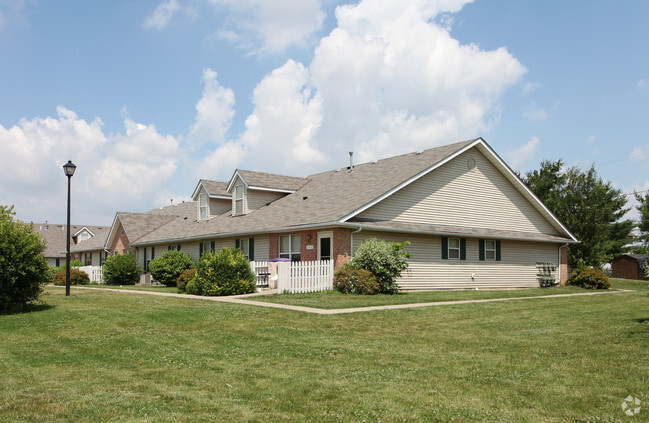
[52,285,633,315]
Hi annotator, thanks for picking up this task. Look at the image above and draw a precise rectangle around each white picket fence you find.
[277,260,334,294]
[79,265,103,283]
[250,261,270,286]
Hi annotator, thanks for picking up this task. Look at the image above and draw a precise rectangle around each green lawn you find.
[1,279,648,422]
[246,284,599,309]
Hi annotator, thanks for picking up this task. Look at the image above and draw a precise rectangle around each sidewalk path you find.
[52,285,633,315]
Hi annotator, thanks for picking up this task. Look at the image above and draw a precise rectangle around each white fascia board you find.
[474,141,578,242]
[248,186,295,194]
[226,170,248,193]
[73,226,95,237]
[210,195,232,200]
[339,139,483,223]
[337,222,578,244]
[191,181,207,200]
[103,213,121,250]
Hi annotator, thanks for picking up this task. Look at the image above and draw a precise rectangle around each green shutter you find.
[143,247,147,272]
[211,241,215,253]
[199,242,203,257]
[441,237,448,259]
[496,240,501,261]
[177,244,181,251]
[249,238,254,261]
[151,247,154,262]
[460,238,466,260]
[235,239,240,250]
[479,239,485,261]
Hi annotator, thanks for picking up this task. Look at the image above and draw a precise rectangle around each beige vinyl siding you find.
[246,190,286,211]
[213,234,270,261]
[209,198,231,216]
[353,231,558,290]
[182,243,200,261]
[358,147,559,236]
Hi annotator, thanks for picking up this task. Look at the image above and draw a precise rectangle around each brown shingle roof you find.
[34,223,109,256]
[132,139,486,245]
[236,170,308,191]
[199,180,230,197]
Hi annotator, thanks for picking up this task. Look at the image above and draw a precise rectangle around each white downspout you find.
[350,227,362,258]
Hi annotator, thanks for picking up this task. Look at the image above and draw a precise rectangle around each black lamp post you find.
[63,160,76,296]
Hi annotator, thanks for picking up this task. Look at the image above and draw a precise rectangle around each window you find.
[168,244,181,251]
[199,193,207,220]
[84,252,92,266]
[442,237,466,260]
[448,238,460,259]
[79,232,90,241]
[234,185,244,215]
[199,241,214,257]
[235,238,254,261]
[480,239,501,261]
[279,234,301,261]
[484,240,496,260]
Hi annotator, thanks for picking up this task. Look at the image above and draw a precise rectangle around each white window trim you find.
[199,192,208,221]
[448,238,460,260]
[234,184,245,215]
[279,234,301,261]
[484,240,496,260]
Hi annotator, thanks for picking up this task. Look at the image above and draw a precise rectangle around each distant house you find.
[33,223,109,266]
[99,138,577,289]
[611,254,648,280]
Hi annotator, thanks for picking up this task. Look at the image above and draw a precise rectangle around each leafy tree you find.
[634,191,649,252]
[103,253,141,285]
[148,250,195,287]
[0,205,50,313]
[523,160,633,267]
[351,238,412,294]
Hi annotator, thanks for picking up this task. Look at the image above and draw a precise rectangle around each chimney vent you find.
[349,151,354,172]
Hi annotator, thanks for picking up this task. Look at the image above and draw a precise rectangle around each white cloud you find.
[504,136,539,171]
[522,82,541,96]
[144,0,181,30]
[227,0,525,171]
[0,107,183,224]
[208,0,326,54]
[188,68,235,148]
[630,145,649,166]
[638,78,648,89]
[523,101,548,120]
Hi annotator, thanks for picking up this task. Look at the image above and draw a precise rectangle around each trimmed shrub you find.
[0,205,49,313]
[149,250,195,287]
[103,253,141,285]
[177,268,196,293]
[193,248,256,296]
[334,264,381,295]
[70,259,84,268]
[52,268,90,286]
[351,238,412,294]
[185,278,201,295]
[567,267,610,289]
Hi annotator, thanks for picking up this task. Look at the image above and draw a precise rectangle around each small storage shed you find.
[611,254,648,280]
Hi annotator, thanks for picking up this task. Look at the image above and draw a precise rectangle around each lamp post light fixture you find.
[63,160,76,296]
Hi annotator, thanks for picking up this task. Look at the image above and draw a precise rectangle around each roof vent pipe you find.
[349,151,354,173]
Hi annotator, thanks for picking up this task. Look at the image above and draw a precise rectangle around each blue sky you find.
[1,0,648,226]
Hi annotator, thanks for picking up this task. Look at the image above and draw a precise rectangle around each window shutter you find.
[479,239,485,261]
[177,244,181,251]
[460,238,466,260]
[151,247,154,261]
[235,239,240,250]
[143,247,147,272]
[168,245,171,251]
[496,240,501,261]
[211,241,215,253]
[199,242,203,257]
[249,238,254,261]
[441,237,448,260]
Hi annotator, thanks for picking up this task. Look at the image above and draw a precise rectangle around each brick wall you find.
[268,227,353,270]
[560,245,569,285]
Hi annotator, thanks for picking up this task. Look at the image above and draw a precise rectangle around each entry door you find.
[317,231,333,261]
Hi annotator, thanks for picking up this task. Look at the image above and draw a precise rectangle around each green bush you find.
[149,250,195,287]
[334,264,381,294]
[177,268,196,293]
[567,267,610,289]
[0,205,49,313]
[193,248,256,296]
[103,253,141,285]
[70,259,84,268]
[351,238,412,294]
[185,278,201,295]
[52,268,90,286]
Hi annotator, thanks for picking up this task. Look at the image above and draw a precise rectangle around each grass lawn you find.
[1,279,648,422]
[78,284,180,294]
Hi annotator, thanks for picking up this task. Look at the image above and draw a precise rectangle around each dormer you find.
[226,170,308,216]
[191,180,232,221]
[73,227,95,244]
